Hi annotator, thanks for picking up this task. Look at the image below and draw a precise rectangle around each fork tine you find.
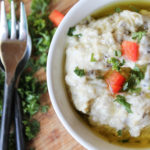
[0,0,8,41]
[11,1,16,39]
[19,2,28,40]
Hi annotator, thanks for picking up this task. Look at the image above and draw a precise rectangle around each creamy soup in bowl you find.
[47,0,150,149]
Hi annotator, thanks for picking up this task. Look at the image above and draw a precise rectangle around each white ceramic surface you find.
[46,0,150,149]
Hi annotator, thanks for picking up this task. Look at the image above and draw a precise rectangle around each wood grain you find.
[6,0,85,150]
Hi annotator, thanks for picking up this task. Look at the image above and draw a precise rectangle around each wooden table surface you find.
[6,0,85,150]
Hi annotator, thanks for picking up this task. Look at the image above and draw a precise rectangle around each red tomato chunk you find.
[105,71,126,94]
[122,41,139,62]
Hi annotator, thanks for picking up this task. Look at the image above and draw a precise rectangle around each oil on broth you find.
[88,123,150,148]
[80,0,150,148]
[92,0,150,18]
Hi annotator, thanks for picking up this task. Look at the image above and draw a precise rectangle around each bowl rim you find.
[46,1,96,149]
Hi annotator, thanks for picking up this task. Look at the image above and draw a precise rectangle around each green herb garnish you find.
[114,95,132,113]
[23,119,40,141]
[41,105,49,113]
[18,74,47,117]
[115,50,122,57]
[28,0,55,69]
[67,27,82,38]
[31,0,50,14]
[68,27,76,36]
[74,33,82,38]
[0,0,52,149]
[132,31,146,43]
[117,130,122,136]
[91,53,96,62]
[129,87,141,94]
[115,7,122,13]
[108,57,125,71]
[74,67,85,77]
[129,5,139,13]
[123,66,144,92]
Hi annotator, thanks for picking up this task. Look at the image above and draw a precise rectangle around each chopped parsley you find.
[67,26,82,38]
[115,7,122,13]
[41,105,49,113]
[28,0,55,69]
[0,0,52,149]
[67,27,76,36]
[18,74,47,117]
[31,0,50,15]
[74,33,82,38]
[114,95,132,113]
[115,50,122,57]
[129,5,139,13]
[23,119,40,141]
[74,67,85,77]
[90,53,96,62]
[108,57,125,71]
[129,87,141,95]
[132,31,146,43]
[117,130,122,136]
[123,66,144,92]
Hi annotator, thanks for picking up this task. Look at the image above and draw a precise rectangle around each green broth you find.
[81,0,150,148]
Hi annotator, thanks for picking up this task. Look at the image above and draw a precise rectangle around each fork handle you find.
[0,80,15,150]
[14,89,25,150]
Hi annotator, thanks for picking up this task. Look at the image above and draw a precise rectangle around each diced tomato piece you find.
[121,41,139,62]
[105,71,126,94]
[49,10,64,27]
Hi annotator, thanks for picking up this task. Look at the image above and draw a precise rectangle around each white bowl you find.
[47,0,150,149]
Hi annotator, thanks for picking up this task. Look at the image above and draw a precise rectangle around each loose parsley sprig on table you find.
[0,0,55,149]
[28,0,56,69]
[20,0,53,144]
[41,105,49,113]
